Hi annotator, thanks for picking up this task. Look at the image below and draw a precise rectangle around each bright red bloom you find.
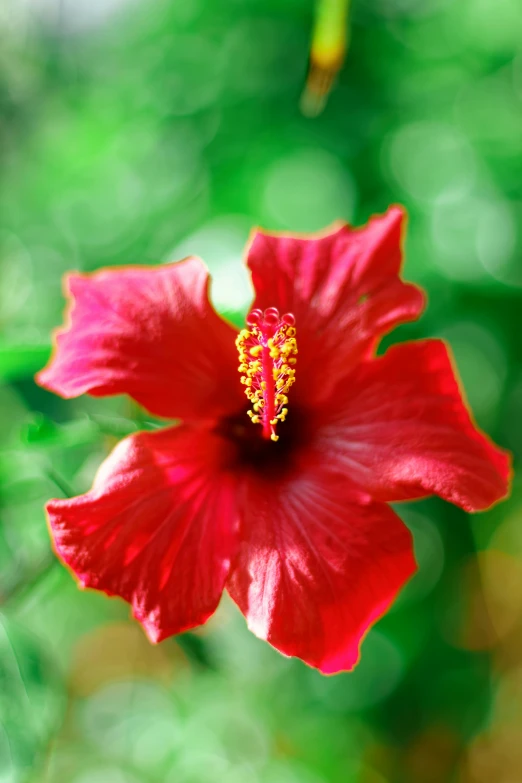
[37,206,511,673]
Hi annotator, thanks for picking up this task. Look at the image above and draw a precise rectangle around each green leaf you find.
[22,414,101,449]
[176,631,217,670]
[21,413,147,450]
[0,345,51,383]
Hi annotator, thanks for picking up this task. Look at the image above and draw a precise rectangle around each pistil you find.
[236,307,297,441]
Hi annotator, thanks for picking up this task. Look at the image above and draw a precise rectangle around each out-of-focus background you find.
[1,0,521,781]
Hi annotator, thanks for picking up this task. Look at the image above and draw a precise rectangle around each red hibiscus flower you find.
[36,206,511,674]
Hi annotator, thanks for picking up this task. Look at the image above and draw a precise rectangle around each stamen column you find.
[236,307,297,441]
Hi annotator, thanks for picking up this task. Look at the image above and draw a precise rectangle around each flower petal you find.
[246,206,425,404]
[47,426,239,641]
[37,259,244,420]
[227,471,415,673]
[313,340,511,512]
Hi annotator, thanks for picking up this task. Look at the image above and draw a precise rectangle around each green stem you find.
[45,467,76,499]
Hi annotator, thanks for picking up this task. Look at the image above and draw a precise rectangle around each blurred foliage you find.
[1,0,522,781]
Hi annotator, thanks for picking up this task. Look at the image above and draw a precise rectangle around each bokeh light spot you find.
[169,216,253,315]
[437,322,506,426]
[307,631,404,712]
[385,122,476,204]
[443,552,522,652]
[396,510,445,606]
[262,149,357,232]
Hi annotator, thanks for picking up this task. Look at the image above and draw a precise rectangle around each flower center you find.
[236,307,297,442]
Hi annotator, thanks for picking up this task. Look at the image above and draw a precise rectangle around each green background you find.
[1,0,522,781]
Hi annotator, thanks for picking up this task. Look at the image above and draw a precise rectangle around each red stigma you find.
[236,307,298,441]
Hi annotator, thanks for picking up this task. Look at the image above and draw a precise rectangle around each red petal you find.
[246,206,425,405]
[47,426,239,641]
[37,259,244,420]
[228,471,415,673]
[313,340,511,512]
